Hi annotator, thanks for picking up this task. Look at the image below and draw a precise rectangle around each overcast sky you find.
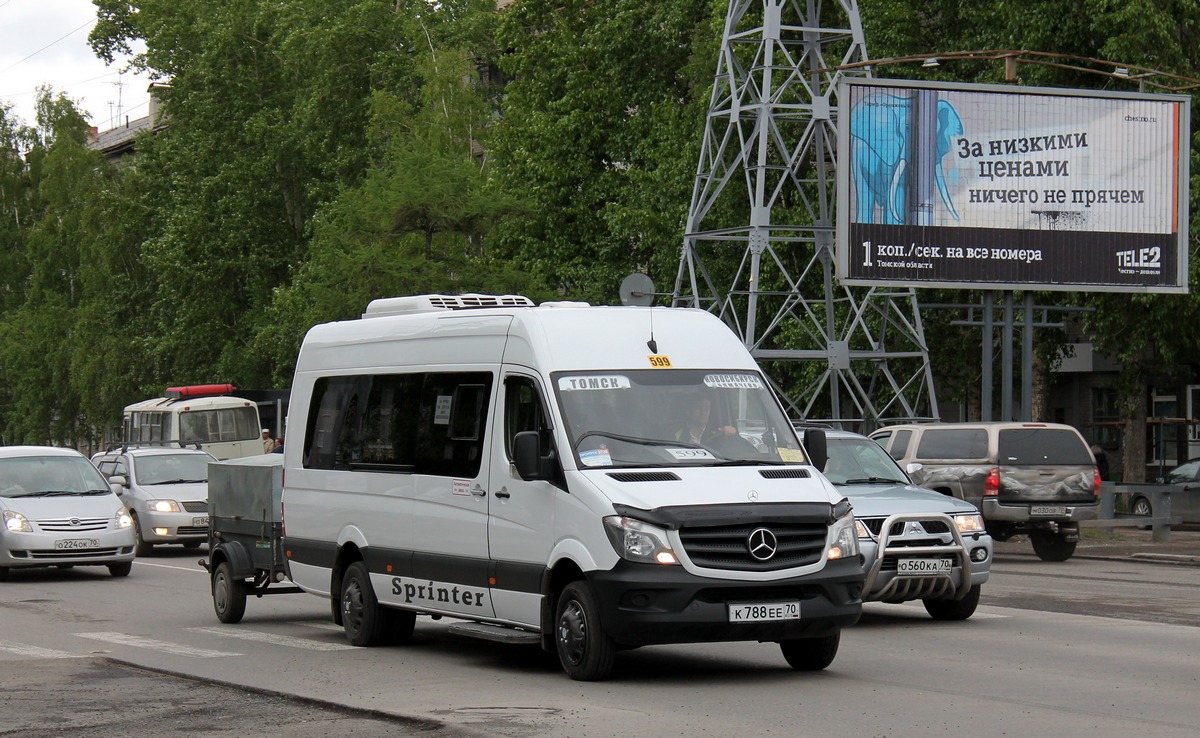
[0,0,155,132]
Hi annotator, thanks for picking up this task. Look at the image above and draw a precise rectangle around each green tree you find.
[491,0,717,303]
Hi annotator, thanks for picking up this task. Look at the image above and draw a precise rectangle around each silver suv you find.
[92,446,215,555]
[870,422,1099,561]
[819,429,992,620]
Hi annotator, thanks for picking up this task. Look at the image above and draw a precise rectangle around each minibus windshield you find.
[552,369,807,469]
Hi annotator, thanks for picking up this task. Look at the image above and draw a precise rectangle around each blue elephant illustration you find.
[850,89,964,225]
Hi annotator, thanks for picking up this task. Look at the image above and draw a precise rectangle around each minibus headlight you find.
[148,500,181,513]
[955,514,985,534]
[826,509,859,561]
[603,516,679,565]
[4,510,33,532]
[114,509,133,528]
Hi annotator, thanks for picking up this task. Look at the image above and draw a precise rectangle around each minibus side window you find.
[413,373,493,477]
[304,372,492,478]
[504,376,554,458]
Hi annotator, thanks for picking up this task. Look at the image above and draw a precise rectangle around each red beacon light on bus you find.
[164,384,237,400]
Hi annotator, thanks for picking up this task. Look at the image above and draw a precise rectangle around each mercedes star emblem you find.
[747,527,778,561]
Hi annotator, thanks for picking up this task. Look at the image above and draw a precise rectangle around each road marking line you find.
[188,626,355,651]
[76,632,240,658]
[0,642,77,659]
[134,561,208,574]
[290,621,343,632]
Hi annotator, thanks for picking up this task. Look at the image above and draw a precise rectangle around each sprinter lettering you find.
[392,577,487,607]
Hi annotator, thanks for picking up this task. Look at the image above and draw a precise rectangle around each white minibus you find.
[278,295,863,680]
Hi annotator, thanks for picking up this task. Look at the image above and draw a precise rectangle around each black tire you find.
[555,581,616,681]
[341,561,389,647]
[108,561,133,578]
[131,514,154,557]
[779,631,840,671]
[392,609,417,645]
[923,584,981,621]
[0,566,9,581]
[182,541,202,549]
[1029,529,1077,562]
[330,590,344,625]
[212,561,248,624]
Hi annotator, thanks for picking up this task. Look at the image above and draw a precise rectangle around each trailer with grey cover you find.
[200,454,300,623]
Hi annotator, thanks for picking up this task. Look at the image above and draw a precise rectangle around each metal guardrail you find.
[1087,485,1179,542]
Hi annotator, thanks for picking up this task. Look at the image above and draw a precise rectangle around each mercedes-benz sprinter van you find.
[280,295,863,680]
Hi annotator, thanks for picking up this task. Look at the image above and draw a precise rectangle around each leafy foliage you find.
[0,0,1198,456]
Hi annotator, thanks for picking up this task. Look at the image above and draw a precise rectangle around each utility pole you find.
[674,0,938,428]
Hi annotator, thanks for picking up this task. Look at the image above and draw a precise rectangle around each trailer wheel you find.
[779,631,840,671]
[212,561,248,624]
[341,562,389,646]
[555,581,616,681]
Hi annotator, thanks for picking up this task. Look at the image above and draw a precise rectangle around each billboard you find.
[836,78,1190,293]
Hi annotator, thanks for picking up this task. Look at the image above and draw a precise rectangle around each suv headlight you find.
[955,513,985,534]
[4,510,33,532]
[827,505,859,561]
[148,500,181,513]
[854,519,873,540]
[603,516,679,565]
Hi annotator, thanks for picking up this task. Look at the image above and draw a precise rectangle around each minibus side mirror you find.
[803,429,827,473]
[513,431,543,481]
[109,474,128,487]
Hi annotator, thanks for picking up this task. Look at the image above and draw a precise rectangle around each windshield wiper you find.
[574,430,687,452]
[28,489,80,497]
[710,459,773,467]
[151,478,207,484]
[81,489,111,495]
[842,477,908,485]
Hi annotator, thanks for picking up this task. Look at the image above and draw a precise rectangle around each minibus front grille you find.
[679,523,827,571]
[607,472,681,483]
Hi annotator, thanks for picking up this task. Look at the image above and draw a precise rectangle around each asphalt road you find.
[1,546,1198,737]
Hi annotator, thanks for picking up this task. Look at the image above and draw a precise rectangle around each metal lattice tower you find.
[673,0,938,427]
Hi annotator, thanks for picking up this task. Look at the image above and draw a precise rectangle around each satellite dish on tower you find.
[619,273,657,306]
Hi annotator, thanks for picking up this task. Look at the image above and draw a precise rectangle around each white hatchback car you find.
[92,446,215,555]
[0,446,136,579]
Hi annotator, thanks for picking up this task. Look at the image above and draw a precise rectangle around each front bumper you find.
[586,557,863,646]
[137,509,210,543]
[859,513,991,603]
[1,528,136,568]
